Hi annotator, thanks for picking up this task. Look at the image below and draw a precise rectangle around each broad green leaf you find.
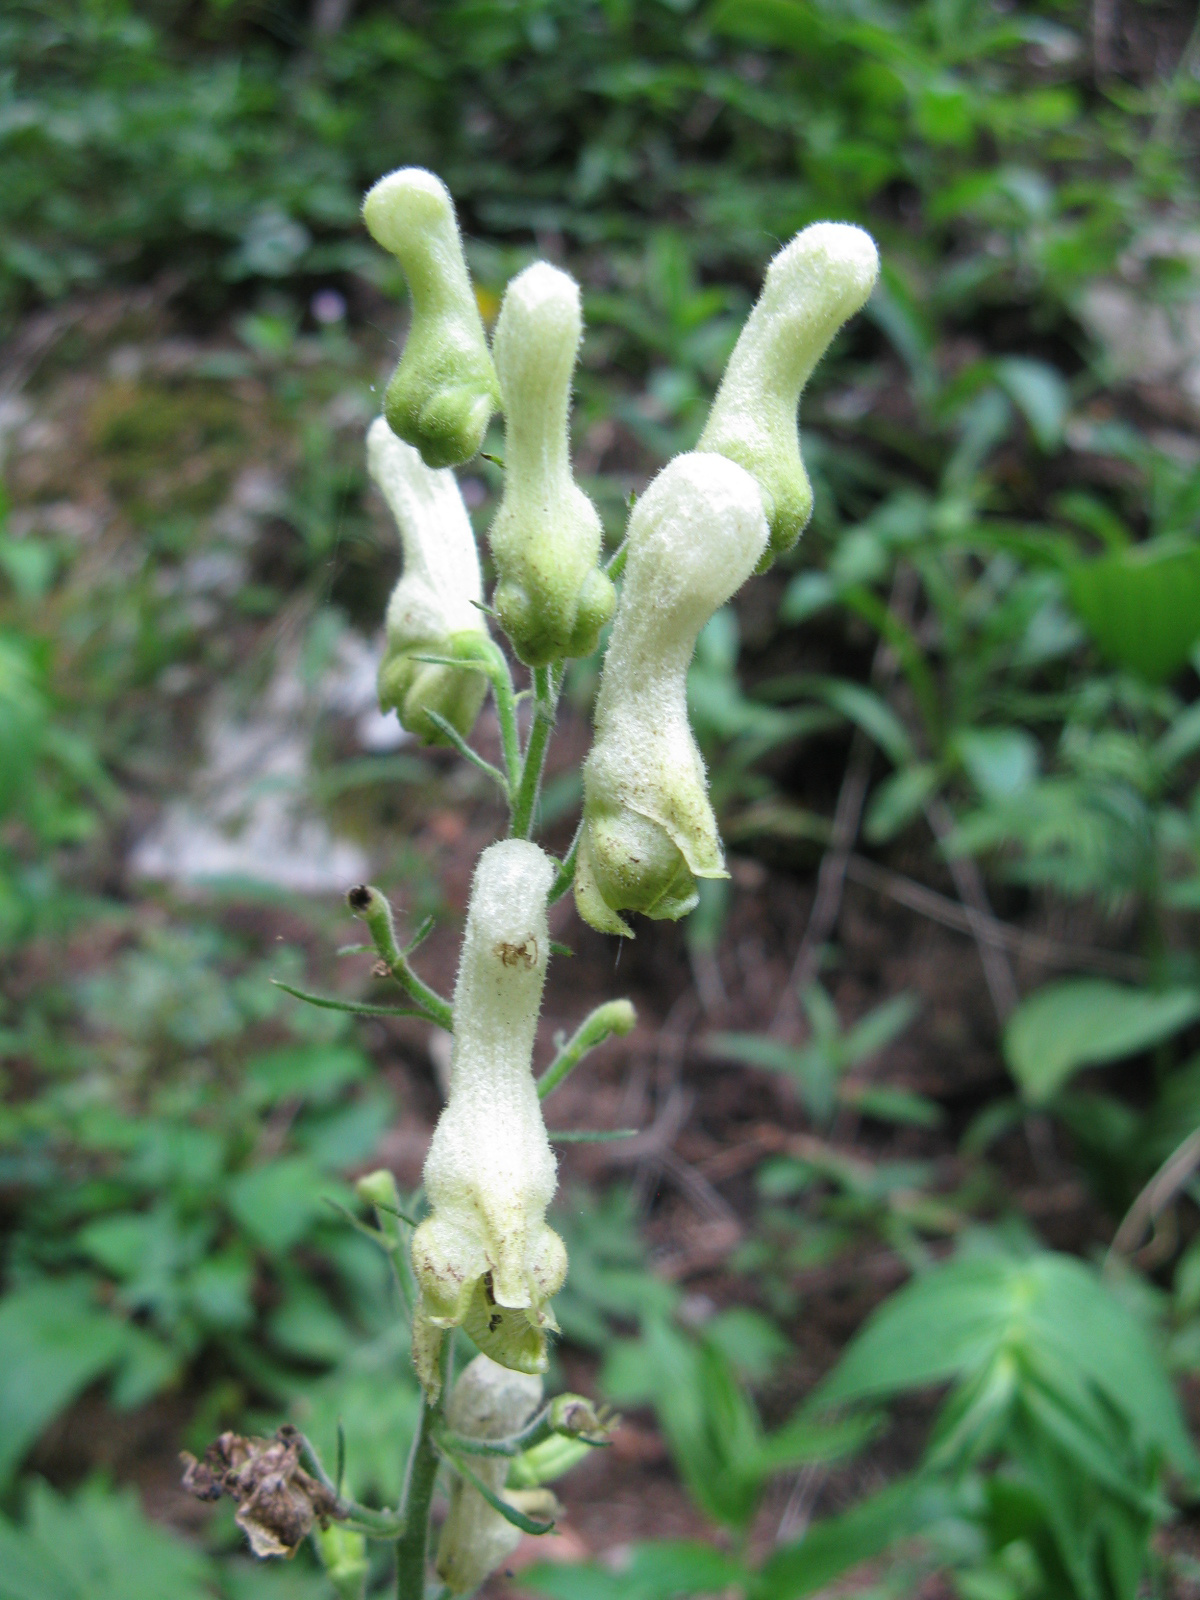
[796,676,916,766]
[598,1336,657,1405]
[522,1567,626,1600]
[0,1281,129,1488]
[818,1249,1198,1480]
[185,1246,256,1331]
[1067,543,1200,684]
[109,1327,180,1410]
[1003,980,1200,1102]
[226,1157,328,1254]
[296,1089,395,1171]
[816,1255,1019,1407]
[705,1031,812,1078]
[1155,700,1200,774]
[222,1561,331,1600]
[246,1042,371,1107]
[268,1280,349,1363]
[1022,1254,1198,1476]
[780,571,836,623]
[624,1541,746,1597]
[76,1213,162,1280]
[0,1479,211,1600]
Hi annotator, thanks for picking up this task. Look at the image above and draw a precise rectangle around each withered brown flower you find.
[181,1426,339,1559]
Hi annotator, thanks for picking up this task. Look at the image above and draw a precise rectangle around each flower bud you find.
[368,416,490,745]
[355,1167,400,1214]
[315,1525,368,1600]
[508,1434,592,1488]
[488,262,616,665]
[411,840,566,1395]
[362,168,500,468]
[698,222,878,568]
[436,1355,543,1594]
[575,453,769,937]
[547,1393,612,1442]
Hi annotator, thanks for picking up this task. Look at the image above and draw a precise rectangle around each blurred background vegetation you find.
[2,0,1200,1596]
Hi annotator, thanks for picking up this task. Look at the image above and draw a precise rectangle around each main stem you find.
[511,664,559,839]
[395,1345,450,1600]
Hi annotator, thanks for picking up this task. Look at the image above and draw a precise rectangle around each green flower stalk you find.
[574,452,769,937]
[362,168,500,468]
[410,840,566,1398]
[698,222,879,568]
[488,262,616,665]
[368,416,490,745]
[436,1356,555,1594]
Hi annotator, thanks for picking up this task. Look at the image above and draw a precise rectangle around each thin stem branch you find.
[488,652,522,796]
[537,999,636,1100]
[842,855,1145,980]
[347,886,453,1030]
[294,1434,406,1538]
[356,1175,418,1314]
[411,639,521,800]
[548,821,583,905]
[424,710,511,800]
[435,1405,556,1460]
[434,1443,554,1535]
[1107,1126,1200,1268]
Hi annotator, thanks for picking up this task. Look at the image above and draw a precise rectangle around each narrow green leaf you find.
[1003,980,1200,1103]
[271,980,432,1021]
[549,1129,639,1144]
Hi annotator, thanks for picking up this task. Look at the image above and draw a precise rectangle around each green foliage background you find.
[1,0,1200,1597]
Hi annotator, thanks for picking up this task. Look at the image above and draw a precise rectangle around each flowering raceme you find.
[190,160,886,1600]
[410,839,565,1396]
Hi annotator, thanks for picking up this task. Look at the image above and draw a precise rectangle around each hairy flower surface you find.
[488,262,616,665]
[368,416,489,745]
[362,168,500,468]
[575,452,769,936]
[436,1355,549,1594]
[411,840,565,1395]
[699,222,879,567]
